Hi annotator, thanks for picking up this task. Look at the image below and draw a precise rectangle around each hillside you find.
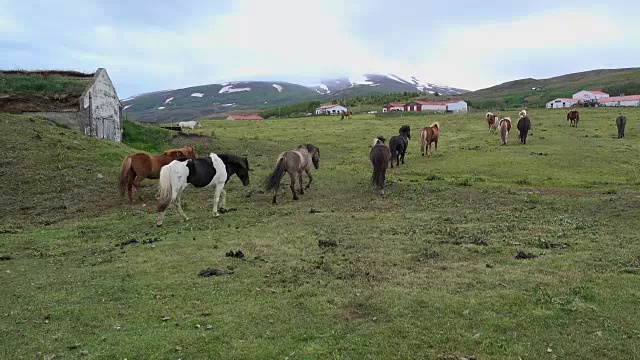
[459,67,640,109]
[122,74,469,122]
[122,81,319,123]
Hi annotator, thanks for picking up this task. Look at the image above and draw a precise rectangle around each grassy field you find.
[2,108,640,359]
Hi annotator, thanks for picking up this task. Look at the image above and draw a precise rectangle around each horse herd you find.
[119,109,630,224]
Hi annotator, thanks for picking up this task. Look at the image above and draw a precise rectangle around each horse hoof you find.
[156,222,162,227]
[213,213,219,218]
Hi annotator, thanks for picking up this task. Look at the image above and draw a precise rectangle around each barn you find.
[382,103,405,113]
[226,115,264,120]
[573,90,609,100]
[0,68,122,142]
[315,104,347,115]
[546,98,582,109]
[598,95,640,107]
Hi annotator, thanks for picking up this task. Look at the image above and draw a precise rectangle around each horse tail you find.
[119,156,132,196]
[265,157,286,191]
[420,128,428,145]
[156,163,174,212]
[371,149,387,189]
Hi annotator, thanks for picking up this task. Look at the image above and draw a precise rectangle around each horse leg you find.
[401,148,406,164]
[132,175,145,201]
[175,194,189,221]
[219,189,227,211]
[305,169,313,189]
[127,172,135,202]
[156,210,167,226]
[272,187,278,205]
[298,172,304,194]
[421,142,425,156]
[212,184,224,217]
[289,173,299,200]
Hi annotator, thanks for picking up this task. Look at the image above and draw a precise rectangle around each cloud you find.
[1,1,638,96]
[404,10,633,90]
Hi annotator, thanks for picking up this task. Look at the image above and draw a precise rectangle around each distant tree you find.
[433,92,440,97]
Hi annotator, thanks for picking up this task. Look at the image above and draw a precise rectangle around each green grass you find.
[121,119,171,152]
[2,108,640,359]
[0,74,88,94]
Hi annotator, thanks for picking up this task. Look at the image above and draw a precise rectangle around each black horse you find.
[389,125,410,168]
[517,116,531,144]
[616,115,627,139]
[370,136,391,195]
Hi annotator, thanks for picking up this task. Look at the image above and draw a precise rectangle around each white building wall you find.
[82,68,122,142]
[447,101,468,113]
[573,90,609,100]
[423,104,447,112]
[316,105,346,114]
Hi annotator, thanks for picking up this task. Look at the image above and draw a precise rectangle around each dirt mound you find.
[0,93,81,112]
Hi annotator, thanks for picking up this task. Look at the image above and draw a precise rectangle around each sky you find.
[1,0,639,98]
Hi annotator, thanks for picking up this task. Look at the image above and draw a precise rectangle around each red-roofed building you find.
[402,99,468,113]
[598,95,640,107]
[226,115,264,120]
[382,103,405,113]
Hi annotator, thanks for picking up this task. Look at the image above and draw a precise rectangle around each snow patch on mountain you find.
[272,84,283,92]
[191,93,204,97]
[219,85,251,94]
[164,97,174,104]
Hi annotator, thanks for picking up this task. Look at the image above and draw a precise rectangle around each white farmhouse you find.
[572,90,609,100]
[315,104,347,115]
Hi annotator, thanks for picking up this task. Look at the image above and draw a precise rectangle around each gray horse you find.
[265,144,320,204]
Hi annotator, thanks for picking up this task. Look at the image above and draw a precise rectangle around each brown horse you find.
[119,147,196,202]
[264,144,320,204]
[567,110,579,127]
[420,122,440,156]
[486,112,499,132]
[340,110,353,120]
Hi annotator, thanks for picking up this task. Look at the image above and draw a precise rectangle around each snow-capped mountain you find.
[310,74,468,96]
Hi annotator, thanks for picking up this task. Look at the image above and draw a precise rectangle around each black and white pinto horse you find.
[389,125,411,168]
[156,153,250,226]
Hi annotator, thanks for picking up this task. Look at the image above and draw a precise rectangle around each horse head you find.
[197,122,202,128]
[399,125,411,139]
[305,144,320,169]
[236,157,250,186]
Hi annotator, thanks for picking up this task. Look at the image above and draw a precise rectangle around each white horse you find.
[519,110,527,118]
[178,120,202,132]
[156,153,227,226]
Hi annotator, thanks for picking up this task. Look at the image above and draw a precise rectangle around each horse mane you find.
[218,153,249,170]
[430,122,440,130]
[304,144,319,156]
[399,125,410,134]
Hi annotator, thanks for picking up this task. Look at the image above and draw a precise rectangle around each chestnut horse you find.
[486,112,499,132]
[340,110,353,120]
[420,122,440,156]
[567,110,579,127]
[119,147,196,202]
